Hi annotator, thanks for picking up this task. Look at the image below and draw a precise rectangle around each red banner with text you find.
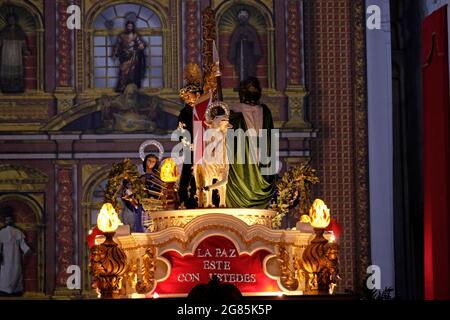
[154,235,280,296]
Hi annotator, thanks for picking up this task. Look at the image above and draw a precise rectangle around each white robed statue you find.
[0,212,30,295]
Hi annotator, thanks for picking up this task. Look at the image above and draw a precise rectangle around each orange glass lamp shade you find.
[160,158,179,183]
[309,199,331,229]
[97,203,122,233]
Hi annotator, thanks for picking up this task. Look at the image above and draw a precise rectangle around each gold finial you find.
[183,63,202,86]
[180,63,203,106]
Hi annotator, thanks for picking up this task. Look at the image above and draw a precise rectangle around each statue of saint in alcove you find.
[227,9,262,83]
[0,12,31,93]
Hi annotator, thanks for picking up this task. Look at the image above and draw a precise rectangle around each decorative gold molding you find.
[28,0,43,13]
[54,87,76,114]
[352,0,371,290]
[0,104,49,120]
[73,0,84,92]
[213,0,273,13]
[284,85,311,129]
[149,209,275,232]
[41,99,99,131]
[57,0,72,88]
[114,212,318,296]
[185,0,200,64]
[169,0,180,90]
[135,247,156,294]
[0,90,52,97]
[277,240,298,290]
[55,166,75,287]
[0,123,42,131]
[0,164,48,192]
[286,0,302,86]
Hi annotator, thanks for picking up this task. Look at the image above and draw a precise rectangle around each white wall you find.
[366,0,395,292]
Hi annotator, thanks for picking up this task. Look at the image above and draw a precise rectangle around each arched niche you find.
[81,1,172,94]
[215,1,275,89]
[0,1,44,91]
[0,194,45,295]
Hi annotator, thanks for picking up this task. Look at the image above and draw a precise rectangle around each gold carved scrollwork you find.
[0,104,48,120]
[277,241,298,291]
[300,229,340,294]
[201,6,220,98]
[124,258,138,292]
[89,233,127,298]
[135,247,157,294]
[284,86,311,129]
[54,90,76,114]
[150,214,273,232]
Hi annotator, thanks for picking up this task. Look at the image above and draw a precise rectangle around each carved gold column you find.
[55,0,75,113]
[55,165,75,294]
[90,233,127,298]
[277,240,298,291]
[285,0,310,129]
[201,6,220,99]
[185,0,200,64]
[135,247,156,294]
[90,203,127,298]
[300,200,340,295]
[201,6,216,73]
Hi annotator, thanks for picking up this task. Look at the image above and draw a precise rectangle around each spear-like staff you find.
[212,40,223,101]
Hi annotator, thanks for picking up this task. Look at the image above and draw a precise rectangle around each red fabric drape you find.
[422,5,450,300]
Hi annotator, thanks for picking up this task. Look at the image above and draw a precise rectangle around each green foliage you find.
[273,162,320,228]
[104,159,146,213]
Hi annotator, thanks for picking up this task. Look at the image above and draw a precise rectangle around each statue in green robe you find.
[226,77,276,208]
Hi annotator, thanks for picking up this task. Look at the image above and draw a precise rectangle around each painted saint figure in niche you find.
[0,206,30,296]
[228,9,262,83]
[112,20,146,93]
[0,13,30,93]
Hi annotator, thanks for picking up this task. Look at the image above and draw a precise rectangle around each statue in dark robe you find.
[0,13,30,93]
[112,20,146,93]
[177,82,203,209]
[227,10,262,83]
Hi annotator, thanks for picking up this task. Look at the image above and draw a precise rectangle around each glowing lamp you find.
[302,199,339,295]
[160,158,179,183]
[90,203,127,298]
[309,199,331,229]
[97,203,121,233]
